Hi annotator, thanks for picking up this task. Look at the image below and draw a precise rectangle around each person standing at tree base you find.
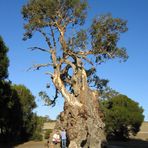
[60,129,67,148]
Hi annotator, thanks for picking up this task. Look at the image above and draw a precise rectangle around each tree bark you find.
[55,86,106,148]
[48,54,106,148]
[51,62,106,148]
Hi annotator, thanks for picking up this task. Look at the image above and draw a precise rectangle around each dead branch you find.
[27,63,53,71]
[37,29,53,49]
[28,47,49,53]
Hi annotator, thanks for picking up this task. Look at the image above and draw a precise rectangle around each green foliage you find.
[0,36,22,142]
[101,95,144,140]
[31,133,43,141]
[0,36,9,80]
[44,129,53,139]
[68,29,88,50]
[0,83,38,143]
[12,84,36,113]
[0,81,22,142]
[12,84,37,141]
[90,14,128,63]
[39,91,52,106]
[22,0,87,40]
[22,1,128,104]
[31,116,44,141]
[0,36,39,143]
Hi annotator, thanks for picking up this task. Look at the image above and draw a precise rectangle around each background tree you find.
[12,84,37,141]
[0,84,38,143]
[0,36,9,80]
[30,115,44,141]
[0,36,18,142]
[0,81,22,143]
[22,0,128,147]
[0,36,40,143]
[101,94,144,140]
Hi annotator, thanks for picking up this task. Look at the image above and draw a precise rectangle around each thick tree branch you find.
[61,64,71,75]
[64,59,76,74]
[52,74,82,107]
[50,49,57,67]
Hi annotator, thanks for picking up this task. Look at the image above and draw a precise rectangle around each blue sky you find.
[0,0,148,120]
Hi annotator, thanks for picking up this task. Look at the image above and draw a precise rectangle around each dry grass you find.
[1,122,148,148]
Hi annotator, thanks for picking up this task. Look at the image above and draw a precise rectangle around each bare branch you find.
[28,47,49,53]
[45,72,54,78]
[82,56,94,66]
[105,52,114,58]
[27,63,53,71]
[37,29,53,49]
[76,50,93,56]
[75,48,114,59]
[50,26,57,48]
[51,88,59,107]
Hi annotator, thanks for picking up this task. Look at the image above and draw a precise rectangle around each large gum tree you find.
[22,0,128,147]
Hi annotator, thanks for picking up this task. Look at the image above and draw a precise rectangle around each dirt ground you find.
[15,141,47,148]
[0,139,148,148]
[15,141,60,148]
[12,139,148,148]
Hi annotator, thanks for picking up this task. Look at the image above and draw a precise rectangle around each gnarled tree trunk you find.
[53,68,106,148]
[58,90,106,148]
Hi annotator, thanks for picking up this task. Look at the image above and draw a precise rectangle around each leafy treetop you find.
[22,0,128,105]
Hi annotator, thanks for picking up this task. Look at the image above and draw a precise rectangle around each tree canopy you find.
[101,94,144,140]
[22,0,128,105]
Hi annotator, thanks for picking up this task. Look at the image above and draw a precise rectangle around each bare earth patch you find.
[15,141,47,148]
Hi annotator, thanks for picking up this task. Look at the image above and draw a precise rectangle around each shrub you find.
[44,129,53,139]
[101,95,144,140]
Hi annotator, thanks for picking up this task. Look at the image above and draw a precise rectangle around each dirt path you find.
[1,139,147,148]
[15,141,47,148]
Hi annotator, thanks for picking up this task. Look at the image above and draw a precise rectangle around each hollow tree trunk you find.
[56,88,106,148]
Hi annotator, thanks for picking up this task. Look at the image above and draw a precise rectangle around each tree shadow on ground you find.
[0,144,14,148]
[0,141,27,148]
[107,139,148,148]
